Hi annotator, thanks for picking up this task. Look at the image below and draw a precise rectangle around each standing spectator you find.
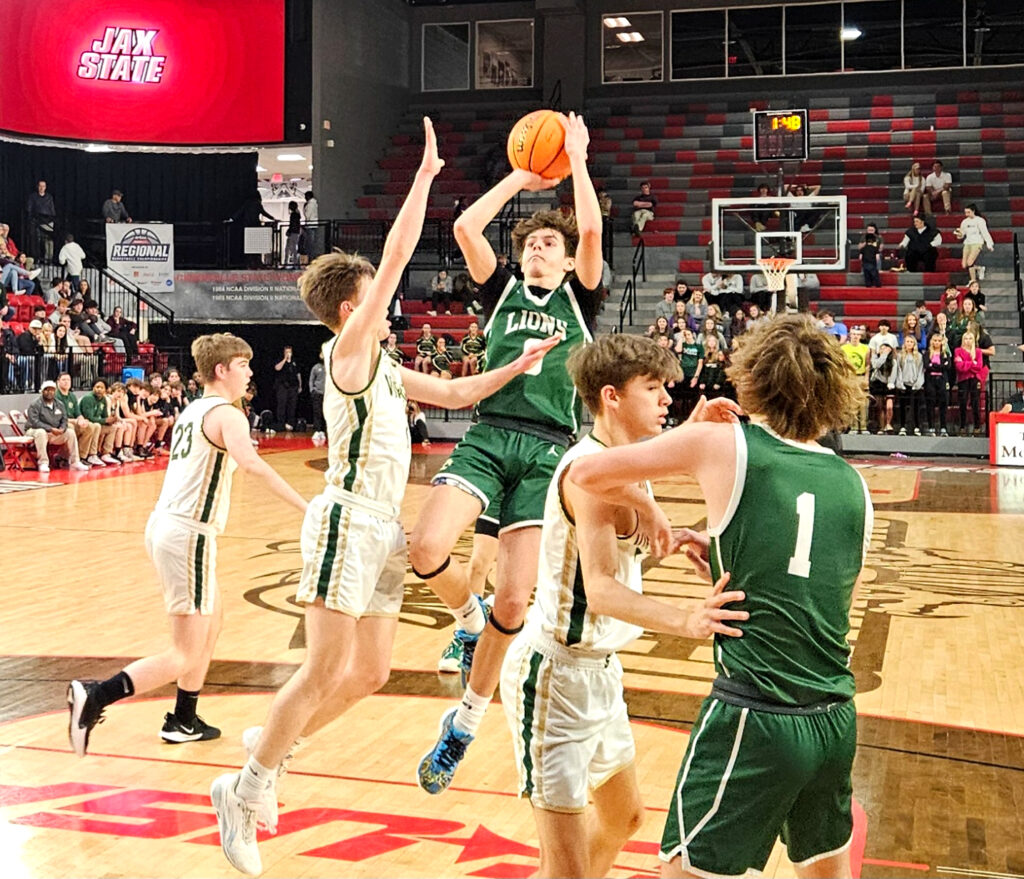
[954,330,986,436]
[928,310,952,356]
[24,380,90,472]
[899,216,941,272]
[669,300,689,335]
[869,340,897,433]
[413,323,437,373]
[79,379,121,464]
[858,225,882,287]
[673,326,703,420]
[1,315,19,392]
[964,279,986,313]
[303,190,319,258]
[26,179,56,263]
[460,322,485,375]
[17,319,44,391]
[58,234,86,289]
[102,190,132,224]
[890,335,925,435]
[953,203,994,283]
[902,162,925,212]
[685,287,708,331]
[283,201,301,267]
[923,160,953,215]
[55,371,103,466]
[841,326,870,433]
[428,269,452,316]
[913,299,934,332]
[308,350,326,442]
[868,319,899,355]
[273,345,301,430]
[655,287,676,323]
[696,315,728,354]
[922,333,952,436]
[631,181,656,234]
[818,310,849,345]
[899,312,927,353]
[698,335,726,398]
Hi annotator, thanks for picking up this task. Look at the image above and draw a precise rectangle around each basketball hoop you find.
[757,257,796,292]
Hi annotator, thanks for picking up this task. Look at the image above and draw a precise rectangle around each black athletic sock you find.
[96,671,135,709]
[174,688,200,725]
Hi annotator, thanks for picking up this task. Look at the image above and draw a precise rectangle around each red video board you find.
[0,0,284,145]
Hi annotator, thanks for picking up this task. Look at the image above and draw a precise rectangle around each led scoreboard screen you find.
[752,109,809,163]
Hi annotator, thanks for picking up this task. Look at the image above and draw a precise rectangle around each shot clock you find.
[752,109,809,162]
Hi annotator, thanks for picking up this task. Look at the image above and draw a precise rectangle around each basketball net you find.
[757,257,796,292]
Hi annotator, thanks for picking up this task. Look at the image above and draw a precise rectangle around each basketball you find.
[507,109,572,179]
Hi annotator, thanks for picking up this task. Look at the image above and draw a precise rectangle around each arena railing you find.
[618,278,635,333]
[1014,232,1022,347]
[94,263,176,337]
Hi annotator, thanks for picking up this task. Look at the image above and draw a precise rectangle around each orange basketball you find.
[507,109,572,179]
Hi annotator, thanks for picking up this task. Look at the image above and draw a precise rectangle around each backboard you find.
[710,196,847,273]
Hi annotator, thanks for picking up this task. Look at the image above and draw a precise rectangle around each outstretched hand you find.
[686,395,743,425]
[418,117,445,177]
[512,334,561,374]
[682,572,748,640]
[562,111,589,163]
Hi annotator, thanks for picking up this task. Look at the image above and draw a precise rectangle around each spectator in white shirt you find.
[303,191,319,258]
[953,203,994,283]
[923,160,952,215]
[58,234,87,289]
[902,162,925,212]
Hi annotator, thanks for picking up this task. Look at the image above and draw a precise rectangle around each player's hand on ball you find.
[419,117,445,177]
[672,528,712,583]
[510,168,562,191]
[513,334,561,373]
[562,111,589,163]
[682,572,748,640]
[686,395,742,425]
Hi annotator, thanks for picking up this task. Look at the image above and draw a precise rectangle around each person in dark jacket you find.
[273,346,301,430]
[899,216,942,272]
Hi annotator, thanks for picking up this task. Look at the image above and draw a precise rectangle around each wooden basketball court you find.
[1,440,1023,878]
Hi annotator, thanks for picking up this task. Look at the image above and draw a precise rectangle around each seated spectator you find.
[428,269,452,316]
[785,271,820,314]
[453,271,478,315]
[407,400,430,446]
[1,315,20,392]
[706,304,729,337]
[784,181,822,231]
[964,279,986,312]
[646,316,672,343]
[167,381,186,418]
[858,225,882,287]
[914,299,934,332]
[899,216,941,272]
[668,300,689,335]
[106,305,138,359]
[0,224,31,270]
[890,335,925,435]
[631,181,656,234]
[745,303,768,331]
[414,323,437,373]
[695,315,728,354]
[24,380,90,472]
[1,260,39,296]
[460,321,485,375]
[841,326,870,433]
[108,381,141,461]
[903,162,926,212]
[49,297,71,329]
[954,330,987,436]
[999,383,1024,414]
[750,183,775,232]
[899,312,927,353]
[383,332,405,366]
[923,333,952,435]
[597,189,613,219]
[655,287,676,323]
[817,310,849,344]
[186,374,202,403]
[69,299,97,342]
[124,377,154,458]
[17,319,44,391]
[57,312,94,358]
[869,339,897,433]
[79,379,122,464]
[953,203,994,283]
[55,371,104,466]
[431,337,454,380]
[76,279,92,302]
[728,308,748,342]
[674,279,692,303]
[697,335,727,399]
[923,160,953,215]
[83,300,126,354]
[58,233,86,289]
[685,288,708,330]
[717,273,744,314]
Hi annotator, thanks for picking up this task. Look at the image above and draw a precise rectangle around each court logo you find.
[110,228,171,262]
[77,27,166,84]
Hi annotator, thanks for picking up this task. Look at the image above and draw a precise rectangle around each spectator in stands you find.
[149,384,175,455]
[999,383,1024,414]
[655,287,677,323]
[869,318,899,354]
[460,321,485,376]
[428,269,452,316]
[453,271,478,315]
[913,299,934,332]
[841,326,870,433]
[954,203,994,283]
[669,300,689,335]
[923,333,952,436]
[967,318,995,369]
[858,225,882,287]
[1,260,39,296]
[928,310,952,355]
[706,304,730,339]
[745,303,768,331]
[407,400,430,447]
[902,162,926,212]
[717,273,744,314]
[890,335,925,435]
[83,300,125,353]
[50,324,72,376]
[698,335,726,399]
[383,332,404,366]
[68,299,97,343]
[167,381,186,417]
[58,312,94,358]
[79,379,121,465]
[107,305,138,359]
[25,380,90,472]
[58,234,86,289]
[17,319,44,391]
[899,312,927,353]
[869,340,897,433]
[413,323,437,373]
[76,279,91,302]
[1,316,18,391]
[728,308,748,342]
[186,375,202,403]
[747,271,772,313]
[631,181,656,234]
[899,216,941,272]
[26,179,56,263]
[102,190,132,224]
[110,381,142,461]
[923,161,953,215]
[284,201,301,268]
[685,287,708,330]
[597,189,613,219]
[786,271,820,314]
[431,337,454,379]
[303,191,319,258]
[964,279,986,312]
[750,183,774,232]
[696,315,728,354]
[785,181,822,232]
[673,326,703,419]
[647,316,672,343]
[55,371,103,466]
[954,330,986,436]
[308,350,326,443]
[273,346,301,431]
[674,279,692,303]
[818,310,849,345]
[38,322,58,378]
[1,224,32,271]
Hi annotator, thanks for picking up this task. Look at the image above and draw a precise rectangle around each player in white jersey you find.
[67,333,308,758]
[210,118,559,877]
[499,334,747,878]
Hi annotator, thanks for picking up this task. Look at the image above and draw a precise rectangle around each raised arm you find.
[563,112,603,290]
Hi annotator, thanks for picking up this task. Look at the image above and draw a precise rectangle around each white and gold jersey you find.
[525,434,649,654]
[322,337,410,514]
[153,395,237,534]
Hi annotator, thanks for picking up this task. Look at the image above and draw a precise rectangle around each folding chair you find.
[0,410,38,471]
[9,408,71,470]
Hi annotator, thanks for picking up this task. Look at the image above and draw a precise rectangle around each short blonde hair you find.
[567,334,681,415]
[727,315,864,441]
[299,251,375,329]
[191,333,253,384]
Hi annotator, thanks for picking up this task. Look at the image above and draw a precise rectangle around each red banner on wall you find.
[0,0,284,145]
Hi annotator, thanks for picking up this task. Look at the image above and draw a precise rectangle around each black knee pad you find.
[411,555,451,581]
[488,609,524,636]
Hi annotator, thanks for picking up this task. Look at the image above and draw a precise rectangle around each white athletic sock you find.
[235,756,276,802]
[453,595,485,635]
[453,686,491,737]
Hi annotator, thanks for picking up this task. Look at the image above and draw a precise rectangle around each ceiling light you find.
[276,153,306,161]
[840,26,862,41]
[616,32,644,43]
[256,164,268,172]
[603,17,631,28]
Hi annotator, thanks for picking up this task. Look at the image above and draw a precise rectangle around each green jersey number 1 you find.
[788,492,815,578]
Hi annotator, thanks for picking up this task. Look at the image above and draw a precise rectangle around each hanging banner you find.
[105,224,175,293]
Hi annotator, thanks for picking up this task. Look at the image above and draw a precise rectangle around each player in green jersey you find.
[569,315,873,879]
[411,111,604,794]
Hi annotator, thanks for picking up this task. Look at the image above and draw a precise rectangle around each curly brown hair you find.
[510,210,580,259]
[299,250,376,329]
[567,334,682,415]
[727,314,865,441]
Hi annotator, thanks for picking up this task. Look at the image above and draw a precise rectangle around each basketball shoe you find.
[210,772,277,876]
[455,594,490,687]
[437,635,463,674]
[242,725,300,780]
[67,679,105,758]
[416,707,474,794]
[160,713,221,743]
